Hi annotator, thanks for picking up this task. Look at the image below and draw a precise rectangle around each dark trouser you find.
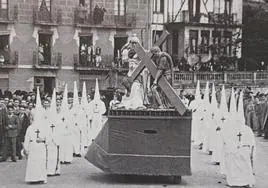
[2,137,16,160]
[16,137,22,158]
[0,135,6,156]
[256,116,263,135]
[246,111,256,130]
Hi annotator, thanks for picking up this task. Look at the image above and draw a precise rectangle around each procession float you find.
[85,31,192,184]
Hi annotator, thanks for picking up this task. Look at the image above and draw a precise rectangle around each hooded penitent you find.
[59,84,73,163]
[24,87,48,183]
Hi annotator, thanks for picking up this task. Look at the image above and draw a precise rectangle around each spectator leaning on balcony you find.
[258,61,266,71]
[95,46,102,68]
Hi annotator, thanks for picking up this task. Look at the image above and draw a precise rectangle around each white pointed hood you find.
[229,87,237,114]
[219,85,229,121]
[237,90,246,126]
[210,83,219,118]
[60,84,69,114]
[204,81,210,104]
[93,78,101,101]
[49,88,57,115]
[195,80,201,104]
[81,81,88,110]
[73,81,80,109]
[89,78,106,115]
[32,87,45,128]
[35,86,42,110]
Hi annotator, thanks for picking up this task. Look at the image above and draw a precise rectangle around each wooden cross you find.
[130,30,187,115]
[35,129,40,139]
[50,124,55,133]
[237,132,242,142]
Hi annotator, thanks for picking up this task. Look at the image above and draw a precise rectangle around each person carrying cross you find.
[150,46,174,109]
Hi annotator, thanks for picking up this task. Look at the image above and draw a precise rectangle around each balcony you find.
[33,51,62,70]
[0,5,18,23]
[33,8,62,26]
[73,54,129,74]
[208,13,238,25]
[173,71,268,87]
[74,8,136,28]
[0,51,18,69]
[167,11,240,27]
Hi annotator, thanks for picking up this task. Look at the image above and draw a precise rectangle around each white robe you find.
[24,124,47,183]
[46,116,61,175]
[71,107,86,155]
[222,124,256,187]
[88,100,106,140]
[59,112,73,163]
[211,118,224,163]
[189,99,200,143]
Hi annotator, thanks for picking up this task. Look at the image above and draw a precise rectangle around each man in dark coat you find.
[0,105,20,162]
[17,104,30,159]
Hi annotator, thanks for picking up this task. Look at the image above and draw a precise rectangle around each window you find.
[153,30,163,50]
[38,0,51,12]
[200,30,210,54]
[0,0,8,19]
[0,0,7,9]
[114,36,128,67]
[212,31,221,54]
[0,35,9,64]
[223,31,232,55]
[79,0,85,6]
[79,35,93,66]
[224,0,231,16]
[38,33,52,65]
[153,0,164,13]
[189,30,198,54]
[114,0,125,16]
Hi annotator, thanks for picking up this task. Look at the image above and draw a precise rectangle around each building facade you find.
[0,0,150,94]
[152,0,243,71]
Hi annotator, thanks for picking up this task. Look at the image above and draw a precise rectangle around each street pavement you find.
[0,137,268,188]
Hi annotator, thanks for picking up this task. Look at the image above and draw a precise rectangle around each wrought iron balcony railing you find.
[73,54,129,73]
[33,8,62,25]
[167,11,239,25]
[33,51,62,69]
[173,71,268,86]
[0,51,18,68]
[0,5,18,23]
[74,8,136,28]
[208,13,238,25]
[73,53,114,70]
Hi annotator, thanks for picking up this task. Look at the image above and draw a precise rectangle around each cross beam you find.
[130,31,187,115]
[129,30,170,82]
